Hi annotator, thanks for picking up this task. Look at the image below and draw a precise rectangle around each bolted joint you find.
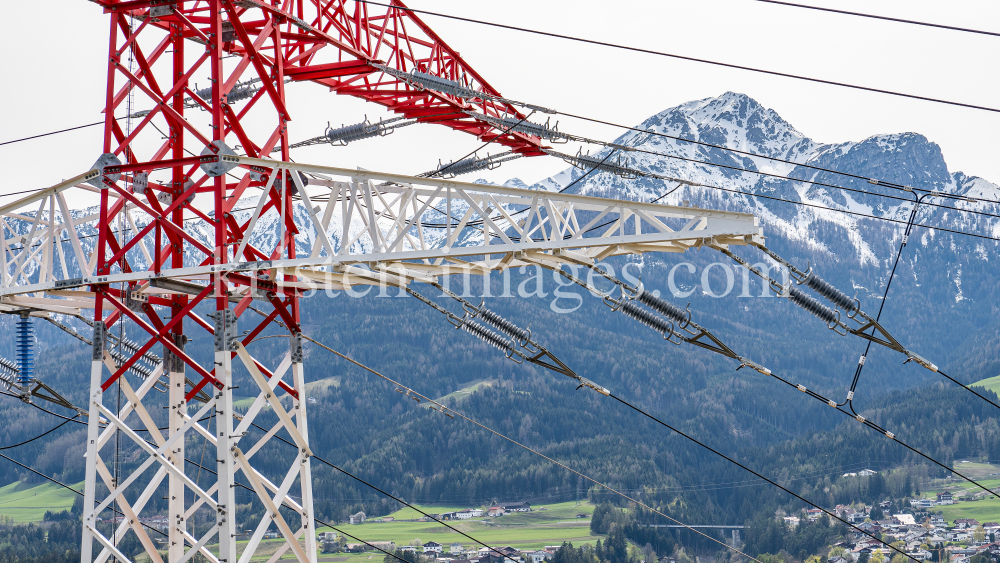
[92,323,105,360]
[290,332,303,363]
[163,333,188,373]
[214,309,238,351]
[199,141,239,177]
[87,153,123,189]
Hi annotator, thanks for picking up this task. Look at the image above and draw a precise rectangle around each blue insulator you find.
[15,316,33,388]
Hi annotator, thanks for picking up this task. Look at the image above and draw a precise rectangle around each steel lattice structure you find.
[0,2,766,563]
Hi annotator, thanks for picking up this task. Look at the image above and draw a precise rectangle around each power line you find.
[597,143,1000,221]
[357,0,1000,114]
[838,194,1000,417]
[0,451,174,545]
[289,330,912,562]
[300,333,761,561]
[243,308,763,560]
[0,121,105,147]
[580,158,1000,242]
[0,451,82,495]
[554,110,999,204]
[422,111,536,178]
[601,391,916,561]
[245,422,520,563]
[740,348,1000,503]
[844,198,922,403]
[751,1,1000,38]
[0,416,76,450]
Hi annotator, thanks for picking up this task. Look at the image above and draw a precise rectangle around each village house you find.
[501,502,531,513]
[425,542,444,554]
[488,506,505,516]
[349,511,366,524]
[937,491,954,505]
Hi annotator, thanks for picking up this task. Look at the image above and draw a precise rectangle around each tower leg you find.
[167,337,186,562]
[81,325,104,563]
[215,347,237,562]
[292,334,317,561]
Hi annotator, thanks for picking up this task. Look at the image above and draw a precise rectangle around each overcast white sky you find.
[2,0,999,199]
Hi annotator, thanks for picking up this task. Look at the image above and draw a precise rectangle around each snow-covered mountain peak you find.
[524,92,1000,274]
[637,91,815,162]
[808,132,952,191]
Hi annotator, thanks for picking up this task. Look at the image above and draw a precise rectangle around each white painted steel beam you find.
[1,159,762,307]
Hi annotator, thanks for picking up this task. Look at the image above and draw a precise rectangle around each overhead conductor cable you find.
[297,332,763,563]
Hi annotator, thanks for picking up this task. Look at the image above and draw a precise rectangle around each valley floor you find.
[129,501,600,563]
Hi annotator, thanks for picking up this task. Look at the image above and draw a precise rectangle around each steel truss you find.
[2,161,762,563]
[0,2,765,563]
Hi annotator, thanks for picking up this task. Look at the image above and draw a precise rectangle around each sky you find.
[2,0,999,203]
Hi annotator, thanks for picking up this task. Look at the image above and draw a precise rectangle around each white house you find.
[455,510,474,520]
[470,509,485,517]
[425,542,443,554]
[349,511,366,524]
[450,543,464,554]
[528,550,553,563]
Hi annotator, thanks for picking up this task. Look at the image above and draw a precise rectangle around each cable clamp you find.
[868,179,878,185]
[858,355,866,366]
[827,399,837,408]
[855,415,866,423]
[577,378,610,396]
[901,234,908,246]
[847,391,854,400]
[885,431,895,440]
[796,384,807,393]
[904,352,938,372]
[738,358,771,376]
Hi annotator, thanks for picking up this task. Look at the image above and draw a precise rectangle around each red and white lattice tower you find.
[79,1,544,561]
